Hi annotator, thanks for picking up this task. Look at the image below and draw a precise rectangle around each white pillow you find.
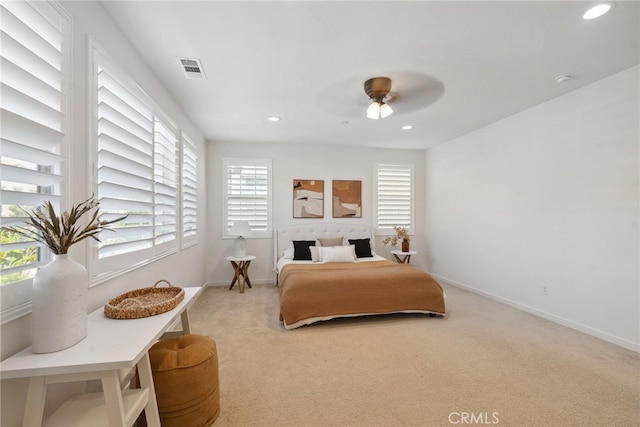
[309,246,321,262]
[320,245,356,263]
[283,247,294,259]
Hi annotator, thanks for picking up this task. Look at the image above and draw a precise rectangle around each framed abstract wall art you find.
[332,180,361,218]
[293,179,324,218]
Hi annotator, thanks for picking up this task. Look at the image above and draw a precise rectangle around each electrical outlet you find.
[542,285,549,296]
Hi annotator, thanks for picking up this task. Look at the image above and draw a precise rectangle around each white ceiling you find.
[100,1,639,150]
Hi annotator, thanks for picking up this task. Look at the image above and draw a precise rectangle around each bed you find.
[274,224,446,329]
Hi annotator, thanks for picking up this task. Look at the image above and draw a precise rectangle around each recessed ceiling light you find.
[582,3,614,20]
[402,125,413,130]
[267,116,280,122]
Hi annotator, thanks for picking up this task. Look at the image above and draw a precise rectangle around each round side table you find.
[390,250,417,264]
[226,255,256,293]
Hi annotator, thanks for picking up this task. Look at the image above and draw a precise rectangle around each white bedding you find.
[276,254,387,275]
[273,224,377,283]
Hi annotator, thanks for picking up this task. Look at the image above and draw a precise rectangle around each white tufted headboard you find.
[274,223,374,266]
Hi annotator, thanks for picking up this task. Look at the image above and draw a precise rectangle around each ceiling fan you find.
[364,77,396,120]
[316,71,445,120]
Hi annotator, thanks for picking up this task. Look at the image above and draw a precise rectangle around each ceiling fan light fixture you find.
[367,101,382,120]
[380,103,393,118]
[364,77,394,120]
[366,101,393,120]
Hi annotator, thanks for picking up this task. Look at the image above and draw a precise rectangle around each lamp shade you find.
[366,101,393,120]
[230,221,251,257]
[367,102,381,119]
[380,102,393,118]
[230,220,251,237]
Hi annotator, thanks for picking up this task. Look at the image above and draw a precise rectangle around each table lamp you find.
[230,220,251,257]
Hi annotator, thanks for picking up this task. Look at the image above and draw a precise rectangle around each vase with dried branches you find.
[381,225,411,252]
[2,195,126,353]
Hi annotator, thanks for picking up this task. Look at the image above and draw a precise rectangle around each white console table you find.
[0,286,204,427]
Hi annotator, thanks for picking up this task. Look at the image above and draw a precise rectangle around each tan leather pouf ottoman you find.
[148,334,220,427]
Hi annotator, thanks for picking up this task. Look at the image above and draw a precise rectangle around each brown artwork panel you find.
[332,180,361,218]
[293,180,324,218]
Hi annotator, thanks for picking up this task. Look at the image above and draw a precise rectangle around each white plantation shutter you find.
[92,44,158,278]
[181,134,198,248]
[375,163,414,233]
[223,158,272,238]
[90,40,195,280]
[153,115,178,249]
[0,0,70,320]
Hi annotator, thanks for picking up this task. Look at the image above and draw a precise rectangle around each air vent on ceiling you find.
[178,57,206,80]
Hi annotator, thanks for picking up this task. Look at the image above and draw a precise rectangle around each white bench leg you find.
[100,370,127,426]
[137,353,161,427]
[23,376,46,427]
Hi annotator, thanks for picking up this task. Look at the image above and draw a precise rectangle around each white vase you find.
[32,254,88,353]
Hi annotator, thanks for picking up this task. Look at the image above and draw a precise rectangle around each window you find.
[375,163,414,235]
[223,158,272,239]
[153,114,178,248]
[181,134,198,248]
[0,0,70,322]
[90,41,179,281]
[92,44,154,278]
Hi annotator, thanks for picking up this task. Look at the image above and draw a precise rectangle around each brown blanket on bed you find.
[278,260,445,328]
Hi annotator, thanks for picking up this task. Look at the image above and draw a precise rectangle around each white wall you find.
[206,142,427,284]
[1,2,208,425]
[425,66,639,351]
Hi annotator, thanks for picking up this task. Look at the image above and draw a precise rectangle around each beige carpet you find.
[189,283,639,427]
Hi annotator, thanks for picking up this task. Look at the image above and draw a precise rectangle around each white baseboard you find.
[204,279,274,287]
[431,273,640,353]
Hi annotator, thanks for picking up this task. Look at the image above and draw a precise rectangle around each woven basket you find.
[104,280,185,319]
